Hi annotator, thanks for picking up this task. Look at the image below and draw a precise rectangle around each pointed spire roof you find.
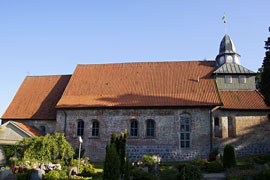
[219,34,238,55]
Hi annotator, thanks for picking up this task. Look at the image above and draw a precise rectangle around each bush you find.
[44,170,60,180]
[81,164,96,177]
[209,148,219,161]
[223,145,236,168]
[70,159,84,174]
[131,168,158,180]
[177,165,203,180]
[103,143,120,180]
[142,155,154,166]
[207,161,223,173]
[264,168,270,180]
[160,168,178,180]
[254,154,270,164]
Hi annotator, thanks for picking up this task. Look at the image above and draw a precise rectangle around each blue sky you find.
[0,0,269,116]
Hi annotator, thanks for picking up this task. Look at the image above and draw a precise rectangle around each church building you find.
[1,34,270,162]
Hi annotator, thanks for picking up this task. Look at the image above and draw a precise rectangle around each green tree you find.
[258,29,270,105]
[16,133,74,162]
[223,144,236,168]
[103,143,121,180]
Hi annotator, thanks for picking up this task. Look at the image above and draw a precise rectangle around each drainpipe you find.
[209,108,213,152]
[63,110,67,136]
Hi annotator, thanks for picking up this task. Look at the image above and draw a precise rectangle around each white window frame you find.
[239,75,247,84]
[225,75,233,84]
[179,114,191,148]
[130,119,138,137]
[77,120,84,137]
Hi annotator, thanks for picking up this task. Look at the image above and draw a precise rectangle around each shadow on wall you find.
[214,117,270,155]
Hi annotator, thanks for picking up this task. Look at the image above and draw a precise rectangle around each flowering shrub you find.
[11,166,24,174]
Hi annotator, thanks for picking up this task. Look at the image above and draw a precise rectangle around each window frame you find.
[224,75,233,84]
[77,120,84,137]
[239,75,247,84]
[179,114,191,148]
[91,120,99,137]
[146,119,155,138]
[130,119,138,137]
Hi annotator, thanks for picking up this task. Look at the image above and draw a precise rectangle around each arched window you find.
[130,120,138,137]
[77,120,84,136]
[92,120,99,137]
[146,119,155,137]
[180,114,191,148]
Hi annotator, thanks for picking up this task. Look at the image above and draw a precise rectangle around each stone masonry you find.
[57,108,211,162]
[212,110,270,156]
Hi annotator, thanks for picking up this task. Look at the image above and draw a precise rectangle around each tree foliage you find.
[16,133,74,162]
[258,30,270,105]
[103,143,121,180]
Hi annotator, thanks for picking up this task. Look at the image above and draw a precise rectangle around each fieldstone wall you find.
[212,110,270,156]
[57,108,211,162]
[1,119,56,134]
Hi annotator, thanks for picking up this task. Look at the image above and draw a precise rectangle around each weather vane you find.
[222,13,227,34]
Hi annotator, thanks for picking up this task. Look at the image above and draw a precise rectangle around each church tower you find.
[215,34,241,67]
[213,34,256,91]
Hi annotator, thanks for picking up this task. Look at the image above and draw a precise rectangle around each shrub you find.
[2,145,16,160]
[207,161,223,173]
[142,155,154,166]
[131,168,158,180]
[103,143,120,180]
[160,168,178,180]
[223,145,236,168]
[44,170,60,180]
[124,158,131,180]
[264,168,270,180]
[177,165,203,180]
[81,164,96,177]
[209,148,219,161]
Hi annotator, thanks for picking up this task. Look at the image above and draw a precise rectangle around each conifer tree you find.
[103,143,121,180]
[259,30,270,106]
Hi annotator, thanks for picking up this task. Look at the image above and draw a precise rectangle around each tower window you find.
[225,75,232,84]
[239,75,246,84]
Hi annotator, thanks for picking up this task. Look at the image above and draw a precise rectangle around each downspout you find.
[209,108,213,152]
[63,110,67,136]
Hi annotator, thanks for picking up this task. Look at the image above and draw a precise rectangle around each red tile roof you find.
[219,90,270,110]
[57,61,222,108]
[13,121,43,136]
[1,75,71,120]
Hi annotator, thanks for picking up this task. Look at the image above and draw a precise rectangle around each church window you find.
[180,114,191,148]
[225,75,232,84]
[130,120,138,137]
[228,116,236,137]
[146,119,155,137]
[77,120,84,137]
[40,126,46,134]
[92,120,99,137]
[239,75,246,84]
[214,117,219,126]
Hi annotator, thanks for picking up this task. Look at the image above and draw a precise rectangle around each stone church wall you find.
[57,108,211,162]
[212,110,270,156]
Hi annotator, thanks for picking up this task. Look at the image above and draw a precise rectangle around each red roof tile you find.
[13,121,43,136]
[219,90,270,110]
[2,75,71,120]
[57,61,221,108]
